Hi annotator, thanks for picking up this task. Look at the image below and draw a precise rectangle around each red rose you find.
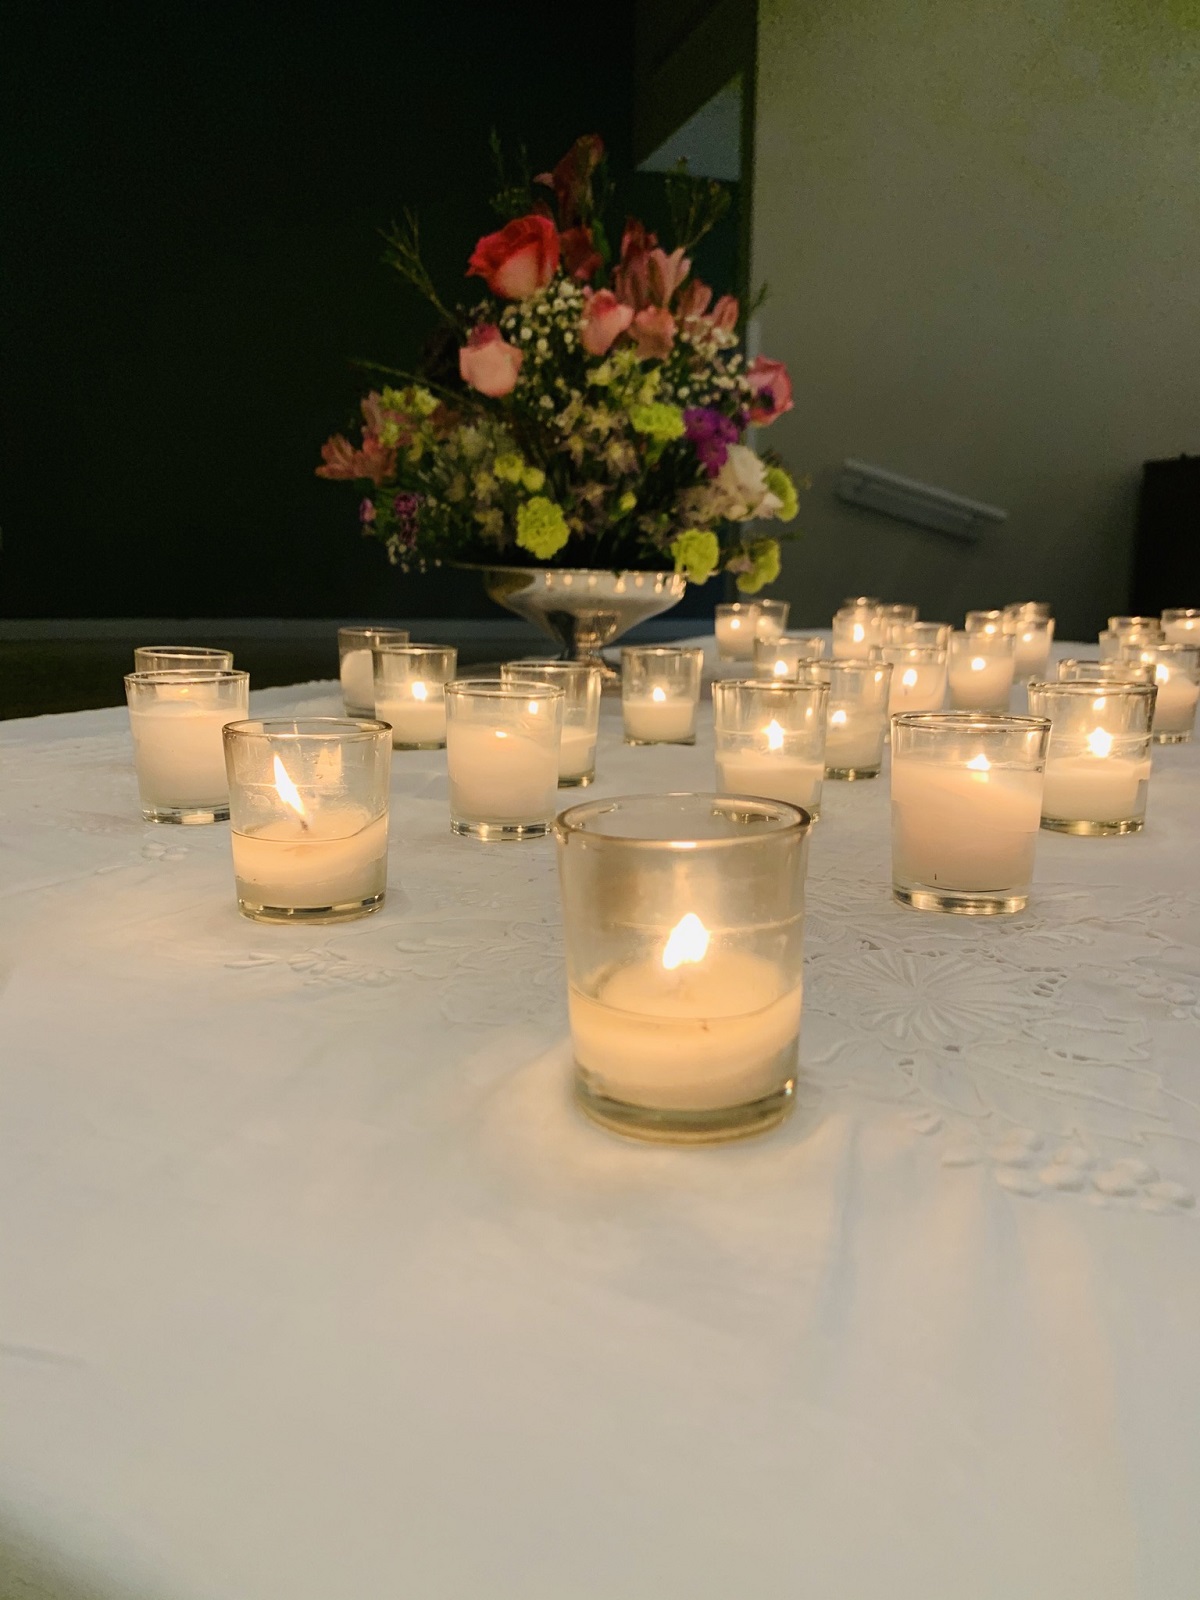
[458,324,524,397]
[581,289,634,356]
[467,214,560,299]
[746,356,793,425]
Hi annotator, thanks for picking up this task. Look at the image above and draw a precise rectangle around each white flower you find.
[714,444,784,521]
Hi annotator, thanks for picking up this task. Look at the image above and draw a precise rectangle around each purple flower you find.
[684,406,740,477]
[391,491,420,548]
[359,497,376,525]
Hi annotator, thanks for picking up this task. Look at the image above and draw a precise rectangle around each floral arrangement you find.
[316,135,799,592]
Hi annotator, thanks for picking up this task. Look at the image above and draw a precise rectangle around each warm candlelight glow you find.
[412,680,429,701]
[902,667,918,688]
[830,708,847,726]
[662,912,710,971]
[970,657,987,672]
[1087,728,1114,758]
[730,617,741,631]
[852,623,865,643]
[766,718,785,751]
[772,659,788,677]
[967,753,991,772]
[273,755,307,820]
[651,685,667,703]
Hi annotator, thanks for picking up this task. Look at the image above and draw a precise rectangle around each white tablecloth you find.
[3,643,1199,1600]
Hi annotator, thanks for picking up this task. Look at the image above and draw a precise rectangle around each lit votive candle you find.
[713,679,828,815]
[948,630,1016,711]
[372,643,457,749]
[754,598,790,644]
[1119,642,1200,742]
[832,604,883,658]
[1028,680,1155,834]
[882,644,948,716]
[445,679,564,841]
[555,792,812,1141]
[125,669,249,824]
[890,712,1049,914]
[223,718,391,922]
[877,602,919,625]
[715,603,761,661]
[752,635,825,679]
[1057,658,1154,684]
[622,646,703,745]
[800,659,892,779]
[1003,605,1055,680]
[338,625,409,716]
[1161,609,1200,646]
[884,620,951,649]
[501,659,602,786]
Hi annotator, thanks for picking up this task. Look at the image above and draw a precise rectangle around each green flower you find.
[516,496,570,560]
[670,528,720,585]
[380,384,438,417]
[765,466,799,523]
[736,538,782,594]
[493,452,526,484]
[521,466,546,492]
[628,402,685,442]
[617,490,637,514]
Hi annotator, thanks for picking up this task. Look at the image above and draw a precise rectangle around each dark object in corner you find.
[1133,454,1200,614]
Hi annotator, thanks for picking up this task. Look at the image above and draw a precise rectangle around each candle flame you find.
[970,657,987,672]
[662,912,710,971]
[852,623,865,643]
[830,709,847,726]
[766,718,785,751]
[1088,728,1114,758]
[901,667,918,688]
[1156,665,1169,684]
[966,754,991,772]
[772,659,789,677]
[273,755,307,820]
[412,680,429,702]
[730,617,741,631]
[651,685,667,703]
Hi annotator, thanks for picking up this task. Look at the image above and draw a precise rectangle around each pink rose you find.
[630,306,676,360]
[746,356,793,425]
[581,289,634,356]
[458,324,524,397]
[467,214,559,299]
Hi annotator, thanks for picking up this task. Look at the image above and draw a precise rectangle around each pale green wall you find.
[753,0,1200,635]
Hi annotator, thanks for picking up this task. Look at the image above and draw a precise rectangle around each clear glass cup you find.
[501,659,602,786]
[444,679,564,840]
[800,659,893,779]
[372,643,457,749]
[877,603,919,624]
[554,792,813,1142]
[882,644,948,716]
[948,629,1016,711]
[891,712,1050,915]
[1027,680,1155,836]
[622,646,703,745]
[752,635,825,679]
[1058,657,1154,684]
[712,679,829,817]
[964,609,1010,638]
[842,595,881,609]
[338,625,410,716]
[714,603,761,661]
[1108,615,1164,640]
[125,669,249,824]
[1161,608,1200,646]
[1006,600,1052,619]
[832,605,884,658]
[1117,642,1200,743]
[133,645,234,673]
[753,597,790,644]
[222,718,391,922]
[884,620,951,649]
[1006,614,1055,680]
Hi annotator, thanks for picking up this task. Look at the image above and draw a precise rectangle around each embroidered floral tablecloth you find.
[2,653,1198,1599]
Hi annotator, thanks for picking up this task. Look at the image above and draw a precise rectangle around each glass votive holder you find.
[832,605,883,658]
[1108,615,1164,641]
[891,712,1050,915]
[621,646,703,745]
[714,602,761,661]
[1058,657,1154,684]
[372,643,457,749]
[842,595,881,609]
[754,597,790,644]
[1118,642,1200,743]
[338,625,409,716]
[125,669,249,824]
[222,718,391,922]
[554,792,812,1142]
[133,645,234,673]
[1006,600,1052,619]
[501,659,601,787]
[882,644,948,716]
[1027,680,1155,835]
[444,679,564,840]
[801,659,892,779]
[1006,613,1055,679]
[884,620,951,649]
[712,679,829,816]
[964,609,1009,638]
[1161,609,1200,646]
[948,629,1016,711]
[752,634,825,679]
[877,602,919,624]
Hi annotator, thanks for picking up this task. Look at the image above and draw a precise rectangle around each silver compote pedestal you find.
[471,567,686,683]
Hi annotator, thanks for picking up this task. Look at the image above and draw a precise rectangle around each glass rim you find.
[555,790,813,849]
[1161,608,1200,619]
[798,658,891,677]
[125,668,248,687]
[338,624,410,639]
[619,643,704,659]
[1029,678,1156,700]
[370,641,456,657]
[500,658,601,678]
[133,644,233,657]
[712,677,830,697]
[1118,640,1200,658]
[222,716,390,743]
[881,643,946,661]
[445,677,564,700]
[714,601,761,613]
[950,630,1015,649]
[891,711,1051,733]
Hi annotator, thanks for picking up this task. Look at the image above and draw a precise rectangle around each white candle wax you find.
[832,618,878,659]
[716,751,824,809]
[558,725,597,782]
[756,616,785,645]
[376,684,446,746]
[715,615,755,660]
[824,712,885,770]
[1012,630,1051,679]
[888,663,946,715]
[892,761,1043,891]
[231,809,387,909]
[570,950,802,1111]
[948,652,1015,710]
[340,649,375,711]
[447,723,558,823]
[1163,620,1200,645]
[623,694,696,742]
[1042,755,1149,823]
[1152,673,1200,734]
[129,703,235,811]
